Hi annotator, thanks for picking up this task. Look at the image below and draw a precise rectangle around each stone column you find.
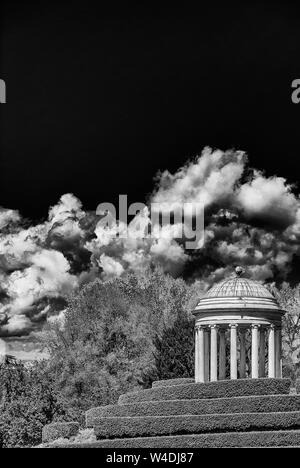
[275,327,282,378]
[259,328,265,378]
[239,328,246,379]
[251,324,259,379]
[210,325,218,381]
[195,327,199,381]
[219,328,226,380]
[204,328,210,382]
[198,326,205,383]
[268,324,275,378]
[230,324,238,380]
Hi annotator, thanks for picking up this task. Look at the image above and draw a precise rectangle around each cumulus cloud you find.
[2,315,32,336]
[236,172,298,228]
[48,193,85,226]
[0,195,82,338]
[151,147,300,283]
[0,249,77,336]
[98,254,125,279]
[1,147,300,343]
[0,208,21,230]
[152,147,246,209]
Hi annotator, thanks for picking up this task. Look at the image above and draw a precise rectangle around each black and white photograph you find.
[1,1,300,453]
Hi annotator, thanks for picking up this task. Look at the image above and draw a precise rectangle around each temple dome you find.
[194,271,283,314]
[205,276,274,299]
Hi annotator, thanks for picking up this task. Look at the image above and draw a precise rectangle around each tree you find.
[272,283,300,381]
[152,315,194,381]
[0,359,73,447]
[42,267,201,420]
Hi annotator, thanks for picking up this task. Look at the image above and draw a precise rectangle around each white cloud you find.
[0,208,21,230]
[237,172,298,226]
[2,148,300,342]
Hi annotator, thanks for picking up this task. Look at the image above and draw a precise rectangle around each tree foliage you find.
[152,315,195,381]
[0,360,73,448]
[272,283,300,381]
[42,267,198,421]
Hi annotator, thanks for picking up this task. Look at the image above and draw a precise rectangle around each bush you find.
[152,378,194,388]
[59,430,300,448]
[93,411,300,439]
[119,378,291,404]
[0,360,75,448]
[86,394,300,423]
[42,422,79,443]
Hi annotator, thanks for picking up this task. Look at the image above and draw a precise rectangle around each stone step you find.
[118,378,291,405]
[152,378,194,388]
[86,394,300,424]
[93,412,300,439]
[53,430,300,448]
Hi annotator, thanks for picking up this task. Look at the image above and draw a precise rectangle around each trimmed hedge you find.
[86,394,300,425]
[93,411,300,439]
[118,378,291,404]
[50,430,300,448]
[152,378,194,388]
[42,422,80,443]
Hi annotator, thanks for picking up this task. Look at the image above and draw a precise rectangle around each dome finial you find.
[235,266,245,277]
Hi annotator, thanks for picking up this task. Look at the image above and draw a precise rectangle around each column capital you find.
[210,324,219,330]
[196,323,205,383]
[229,323,238,329]
[269,324,275,331]
[251,324,260,330]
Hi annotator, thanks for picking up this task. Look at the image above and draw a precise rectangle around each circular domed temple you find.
[43,269,300,448]
[193,267,285,383]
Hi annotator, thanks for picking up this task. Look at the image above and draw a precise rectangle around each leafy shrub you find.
[42,422,79,443]
[0,360,75,448]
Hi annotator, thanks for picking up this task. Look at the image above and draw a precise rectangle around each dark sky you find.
[1,2,300,220]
